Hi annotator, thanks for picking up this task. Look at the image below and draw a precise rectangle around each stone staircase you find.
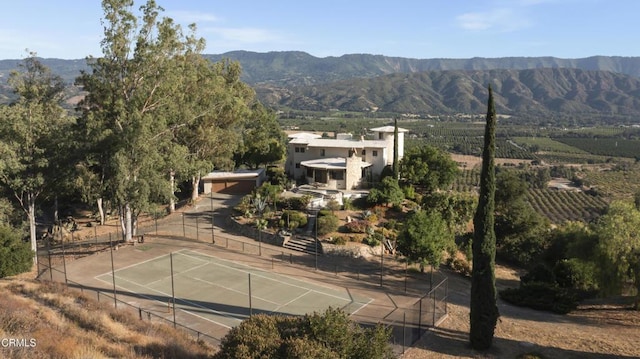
[283,235,321,255]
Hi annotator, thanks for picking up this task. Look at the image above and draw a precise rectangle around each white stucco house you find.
[285,126,408,190]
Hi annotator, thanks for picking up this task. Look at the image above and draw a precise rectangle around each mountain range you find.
[3,51,640,119]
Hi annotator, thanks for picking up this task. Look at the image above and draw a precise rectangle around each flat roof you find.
[306,138,388,149]
[370,125,409,133]
[202,168,264,180]
[300,157,371,170]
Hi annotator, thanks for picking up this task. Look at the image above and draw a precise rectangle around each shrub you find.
[362,211,378,223]
[332,236,347,245]
[362,232,384,247]
[280,196,311,211]
[316,215,339,236]
[281,210,308,228]
[382,219,398,230]
[343,197,354,210]
[521,263,555,285]
[344,220,369,233]
[0,225,33,278]
[325,199,341,212]
[499,283,579,314]
[553,259,599,295]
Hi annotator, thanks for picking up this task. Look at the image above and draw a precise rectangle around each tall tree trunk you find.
[470,85,499,350]
[28,194,38,267]
[125,203,132,242]
[54,196,59,225]
[132,214,138,237]
[97,197,105,225]
[191,172,200,203]
[169,170,176,213]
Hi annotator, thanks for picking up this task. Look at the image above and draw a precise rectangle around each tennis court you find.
[95,249,373,330]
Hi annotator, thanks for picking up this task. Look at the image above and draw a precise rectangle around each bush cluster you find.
[280,210,308,229]
[499,283,579,314]
[344,220,370,233]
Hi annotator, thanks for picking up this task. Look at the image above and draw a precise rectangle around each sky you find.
[1,0,638,60]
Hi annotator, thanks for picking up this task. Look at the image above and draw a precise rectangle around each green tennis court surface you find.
[95,249,372,329]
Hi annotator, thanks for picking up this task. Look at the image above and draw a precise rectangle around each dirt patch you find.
[450,154,533,169]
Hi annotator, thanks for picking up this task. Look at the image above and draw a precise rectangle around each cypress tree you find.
[470,85,500,349]
[393,117,399,179]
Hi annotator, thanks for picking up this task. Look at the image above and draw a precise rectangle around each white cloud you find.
[456,8,531,32]
[164,10,219,24]
[204,27,284,44]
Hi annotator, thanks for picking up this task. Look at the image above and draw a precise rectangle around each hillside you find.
[205,51,640,87]
[267,68,640,117]
[3,52,640,120]
[0,278,216,358]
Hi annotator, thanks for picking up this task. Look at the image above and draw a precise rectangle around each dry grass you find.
[0,278,216,359]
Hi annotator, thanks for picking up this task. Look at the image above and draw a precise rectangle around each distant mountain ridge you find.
[204,51,640,87]
[268,67,640,116]
[3,51,640,118]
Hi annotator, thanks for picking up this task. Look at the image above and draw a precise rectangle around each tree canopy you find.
[400,145,458,193]
[367,176,404,207]
[595,201,640,309]
[0,225,33,278]
[0,54,69,265]
[74,0,256,239]
[396,209,454,269]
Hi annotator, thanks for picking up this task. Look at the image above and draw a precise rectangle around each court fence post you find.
[248,273,253,317]
[196,216,199,241]
[182,214,186,238]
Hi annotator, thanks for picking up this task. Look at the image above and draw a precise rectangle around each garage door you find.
[211,180,256,194]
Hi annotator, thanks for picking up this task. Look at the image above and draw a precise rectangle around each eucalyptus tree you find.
[171,58,255,203]
[75,0,207,240]
[0,54,69,265]
[233,103,286,170]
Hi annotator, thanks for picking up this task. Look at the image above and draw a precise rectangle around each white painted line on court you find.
[180,308,232,329]
[143,260,211,288]
[95,249,208,283]
[182,249,340,291]
[95,270,243,328]
[95,252,171,278]
[183,249,361,303]
[348,298,375,316]
[190,276,281,306]
[272,289,313,313]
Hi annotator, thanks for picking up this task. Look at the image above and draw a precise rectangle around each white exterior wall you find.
[286,129,406,188]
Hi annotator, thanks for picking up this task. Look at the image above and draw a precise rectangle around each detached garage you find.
[202,169,266,195]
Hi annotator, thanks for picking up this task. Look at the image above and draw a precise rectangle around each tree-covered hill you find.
[269,68,640,117]
[3,52,640,120]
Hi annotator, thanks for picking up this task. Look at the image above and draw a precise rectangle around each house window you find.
[295,162,300,168]
[300,147,305,153]
[373,150,378,157]
[306,168,314,177]
[295,147,300,153]
[320,149,325,156]
[361,149,366,156]
[379,133,383,139]
[331,170,344,180]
